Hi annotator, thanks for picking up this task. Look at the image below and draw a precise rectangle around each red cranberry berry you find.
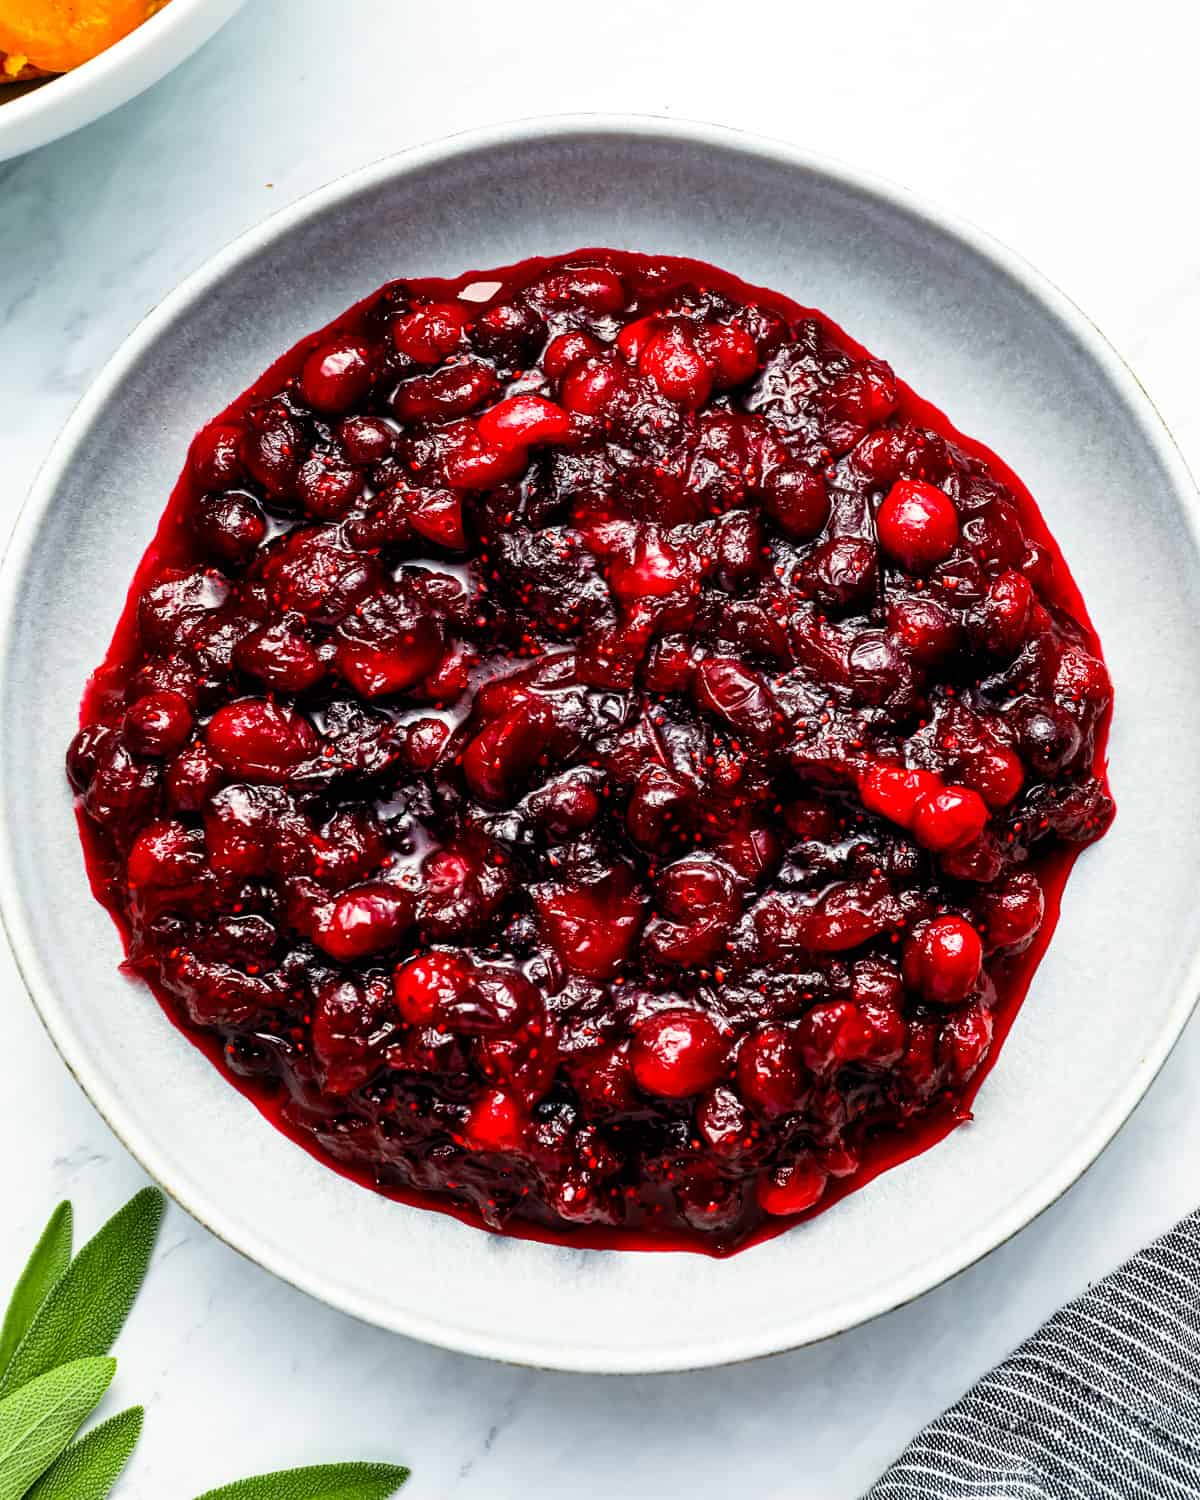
[764,467,830,540]
[535,265,625,313]
[205,699,318,780]
[737,1027,806,1118]
[313,883,415,963]
[756,1160,828,1216]
[903,916,983,1005]
[390,301,467,364]
[124,690,193,757]
[544,329,602,380]
[465,1088,528,1153]
[630,1010,726,1099]
[476,394,571,450]
[190,492,267,567]
[639,324,713,409]
[393,951,470,1026]
[190,423,245,489]
[982,871,1045,951]
[700,321,760,388]
[876,480,960,572]
[910,786,989,852]
[300,337,376,414]
[126,819,203,889]
[338,414,395,465]
[559,358,625,417]
[860,763,942,829]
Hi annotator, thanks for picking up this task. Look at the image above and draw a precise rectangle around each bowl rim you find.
[0,0,247,160]
[3,112,1199,1372]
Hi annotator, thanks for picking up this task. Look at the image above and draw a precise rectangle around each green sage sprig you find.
[0,1192,409,1500]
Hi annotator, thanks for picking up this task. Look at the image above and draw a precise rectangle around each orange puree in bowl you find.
[0,0,168,77]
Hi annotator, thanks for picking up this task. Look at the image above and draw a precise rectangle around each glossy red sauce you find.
[70,250,1113,1254]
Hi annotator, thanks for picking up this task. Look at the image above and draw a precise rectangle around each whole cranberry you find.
[1014,701,1082,776]
[572,1046,638,1118]
[961,744,1024,808]
[630,1009,726,1099]
[559,357,625,417]
[338,414,395,465]
[737,1027,806,1119]
[639,324,713,409]
[801,536,878,608]
[887,595,960,665]
[1054,645,1111,712]
[65,723,111,792]
[979,570,1034,655]
[797,1002,874,1073]
[826,360,897,423]
[859,763,941,828]
[313,882,415,962]
[528,776,601,839]
[535,265,625,313]
[910,786,989,852]
[756,1160,828,1216]
[764,466,829,539]
[982,870,1045,951]
[903,915,983,1005]
[190,492,267,568]
[165,741,222,810]
[392,361,500,423]
[206,698,318,780]
[442,967,539,1036]
[544,329,601,380]
[300,336,376,414]
[393,951,471,1025]
[241,404,304,497]
[876,480,960,572]
[126,818,204,889]
[701,321,760,388]
[190,423,245,490]
[390,301,467,364]
[403,716,450,773]
[235,622,326,694]
[465,1088,528,1153]
[692,658,783,748]
[471,300,545,365]
[124,690,193,758]
[295,455,363,519]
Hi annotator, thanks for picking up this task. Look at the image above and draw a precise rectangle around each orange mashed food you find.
[0,0,168,80]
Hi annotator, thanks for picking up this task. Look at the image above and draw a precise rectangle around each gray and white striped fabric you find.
[865,1211,1200,1499]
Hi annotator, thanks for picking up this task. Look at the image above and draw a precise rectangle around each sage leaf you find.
[0,1356,114,1500]
[0,1189,164,1399]
[25,1405,143,1500]
[192,1461,411,1500]
[0,1204,72,1384]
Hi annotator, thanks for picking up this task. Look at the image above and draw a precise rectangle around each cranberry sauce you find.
[67,251,1113,1255]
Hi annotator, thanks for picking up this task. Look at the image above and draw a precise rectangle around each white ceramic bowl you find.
[0,0,246,162]
[3,117,1200,1373]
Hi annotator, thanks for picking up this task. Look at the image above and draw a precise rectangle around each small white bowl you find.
[3,117,1200,1373]
[0,0,246,162]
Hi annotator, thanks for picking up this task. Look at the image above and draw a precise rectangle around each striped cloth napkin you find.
[865,1211,1200,1498]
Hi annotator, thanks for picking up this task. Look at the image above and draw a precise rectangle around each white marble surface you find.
[2,1,1200,1494]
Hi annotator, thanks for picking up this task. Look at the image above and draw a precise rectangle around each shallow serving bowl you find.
[3,116,1200,1373]
[0,0,246,162]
